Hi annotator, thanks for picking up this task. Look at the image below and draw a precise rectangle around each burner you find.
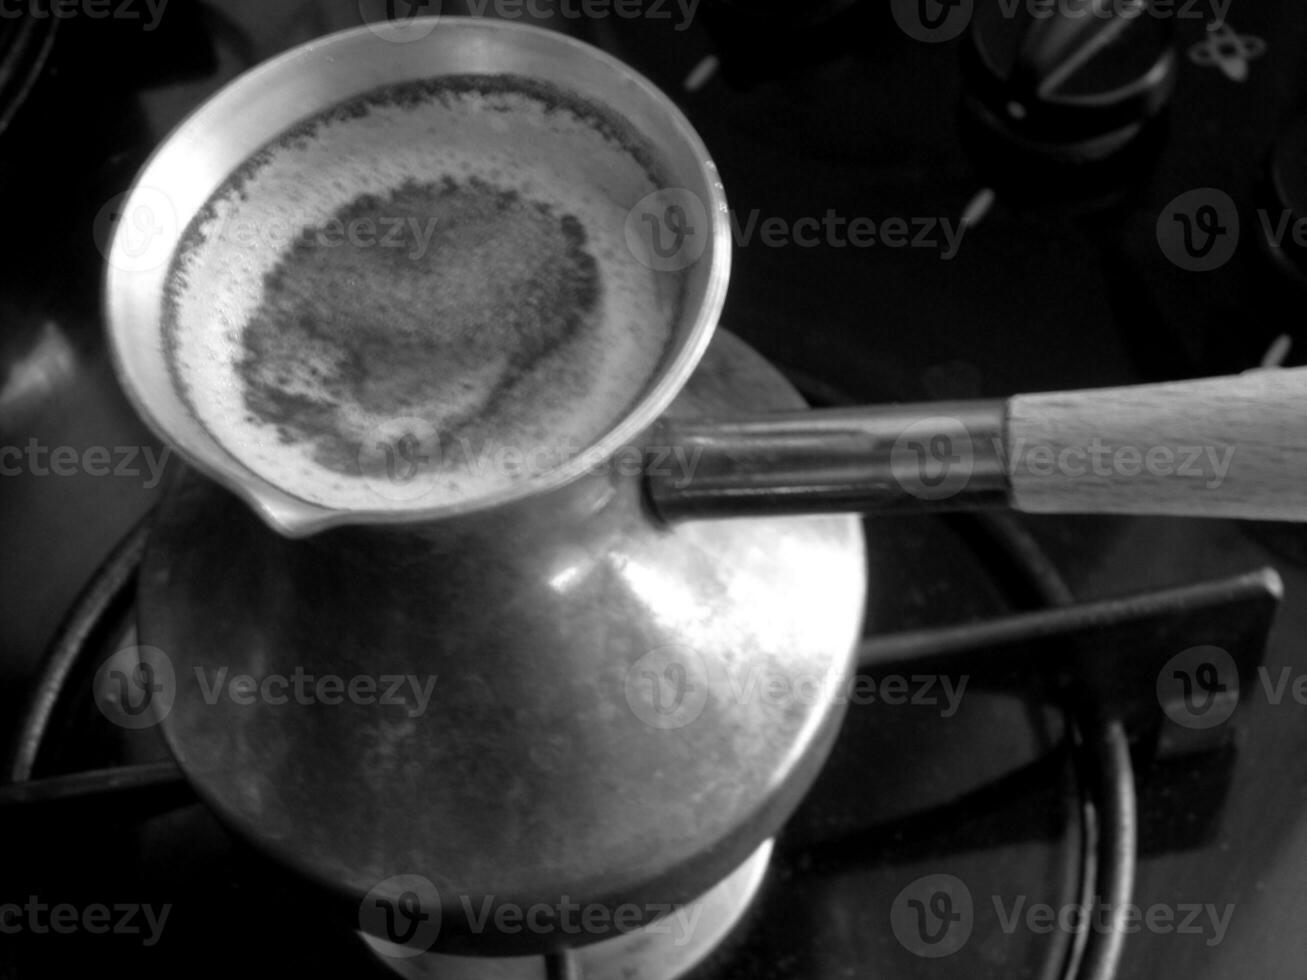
[0,480,1280,979]
[0,15,57,139]
[0,507,1077,979]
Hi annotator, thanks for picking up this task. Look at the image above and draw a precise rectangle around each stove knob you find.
[962,0,1177,174]
[1262,115,1307,284]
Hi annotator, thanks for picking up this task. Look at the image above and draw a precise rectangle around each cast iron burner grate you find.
[0,482,1278,980]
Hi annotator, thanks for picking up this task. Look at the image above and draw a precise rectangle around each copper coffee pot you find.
[104,16,1307,973]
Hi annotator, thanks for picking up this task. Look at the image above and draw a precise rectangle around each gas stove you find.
[2,2,1306,978]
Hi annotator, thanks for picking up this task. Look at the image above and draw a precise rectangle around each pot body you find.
[136,330,866,955]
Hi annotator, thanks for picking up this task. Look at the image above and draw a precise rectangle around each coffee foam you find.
[163,76,681,511]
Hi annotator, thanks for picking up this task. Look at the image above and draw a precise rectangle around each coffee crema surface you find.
[163,75,681,510]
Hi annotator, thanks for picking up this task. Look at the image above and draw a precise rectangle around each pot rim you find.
[104,16,732,537]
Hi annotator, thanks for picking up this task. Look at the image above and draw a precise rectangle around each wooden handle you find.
[1006,367,1307,521]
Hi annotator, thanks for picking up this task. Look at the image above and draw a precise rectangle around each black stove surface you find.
[3,2,1307,978]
